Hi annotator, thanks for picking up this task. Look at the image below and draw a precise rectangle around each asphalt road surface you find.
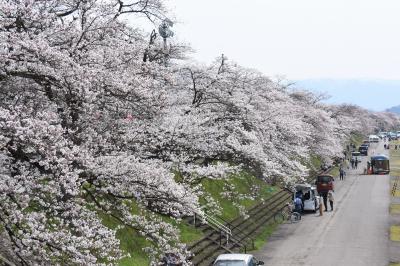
[255,142,390,266]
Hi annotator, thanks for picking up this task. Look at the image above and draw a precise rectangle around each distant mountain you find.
[386,105,400,114]
[294,79,400,111]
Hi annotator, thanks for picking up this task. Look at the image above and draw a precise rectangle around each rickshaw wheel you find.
[290,212,301,223]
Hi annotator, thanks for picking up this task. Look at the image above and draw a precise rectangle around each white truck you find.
[368,135,380,143]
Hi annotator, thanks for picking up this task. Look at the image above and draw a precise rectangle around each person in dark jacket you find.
[339,168,345,180]
[319,191,328,212]
[294,197,303,214]
[328,190,334,211]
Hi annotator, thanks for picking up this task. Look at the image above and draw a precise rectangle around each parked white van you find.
[369,135,379,143]
[293,183,320,212]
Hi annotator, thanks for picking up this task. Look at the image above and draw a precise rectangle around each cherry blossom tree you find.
[1,0,400,265]
[0,0,198,264]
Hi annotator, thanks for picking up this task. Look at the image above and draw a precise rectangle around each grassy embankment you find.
[390,140,400,197]
[111,172,280,265]
[389,140,400,246]
[113,161,343,265]
[391,226,400,242]
[106,134,365,265]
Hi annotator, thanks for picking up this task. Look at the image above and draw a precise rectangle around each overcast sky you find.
[162,0,400,110]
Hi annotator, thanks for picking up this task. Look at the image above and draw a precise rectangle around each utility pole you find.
[158,19,174,66]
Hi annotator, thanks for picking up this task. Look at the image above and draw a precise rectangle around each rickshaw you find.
[370,154,390,174]
[293,183,320,212]
[315,175,334,193]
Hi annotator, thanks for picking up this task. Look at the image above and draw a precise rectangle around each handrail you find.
[221,217,252,240]
[211,189,289,251]
[193,211,232,246]
[197,212,255,252]
[232,194,292,243]
[192,190,290,252]
[213,215,254,251]
[203,213,231,235]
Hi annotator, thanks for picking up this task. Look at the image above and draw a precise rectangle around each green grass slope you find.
[107,134,366,265]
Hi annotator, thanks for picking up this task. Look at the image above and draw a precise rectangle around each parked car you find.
[378,132,387,138]
[358,145,368,156]
[360,144,369,150]
[213,254,264,266]
[368,135,380,143]
[293,183,320,212]
[315,175,334,193]
[389,132,398,140]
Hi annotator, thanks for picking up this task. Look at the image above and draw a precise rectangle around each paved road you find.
[255,142,390,266]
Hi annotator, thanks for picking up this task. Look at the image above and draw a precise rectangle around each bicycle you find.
[273,203,301,223]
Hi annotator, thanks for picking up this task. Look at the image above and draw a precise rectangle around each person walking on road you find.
[350,158,355,169]
[294,197,303,214]
[318,195,324,216]
[320,191,328,212]
[328,190,334,211]
[339,168,345,180]
[354,159,358,169]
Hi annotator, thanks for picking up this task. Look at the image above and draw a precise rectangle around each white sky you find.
[167,0,400,80]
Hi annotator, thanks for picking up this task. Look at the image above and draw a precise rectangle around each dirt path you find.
[254,142,390,266]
